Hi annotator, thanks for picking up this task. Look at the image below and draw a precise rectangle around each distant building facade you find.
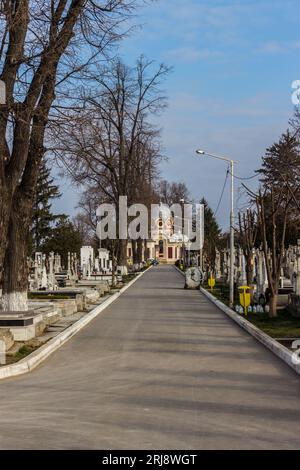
[127,209,186,265]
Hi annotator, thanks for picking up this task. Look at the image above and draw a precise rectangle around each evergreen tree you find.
[42,215,83,267]
[200,198,221,272]
[30,160,62,253]
[256,130,300,247]
[252,131,300,316]
[257,130,300,192]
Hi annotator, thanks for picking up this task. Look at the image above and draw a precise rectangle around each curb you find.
[174,265,186,276]
[200,287,300,376]
[0,268,151,380]
[173,266,300,376]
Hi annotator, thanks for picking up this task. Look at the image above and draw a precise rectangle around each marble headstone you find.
[185,267,202,289]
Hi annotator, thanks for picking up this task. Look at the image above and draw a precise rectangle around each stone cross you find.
[54,253,61,272]
[223,249,228,281]
[215,249,221,279]
[41,254,48,289]
[67,252,71,275]
[48,252,56,291]
[256,250,268,296]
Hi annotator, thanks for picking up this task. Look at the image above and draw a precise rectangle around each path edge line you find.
[173,266,300,376]
[0,267,151,381]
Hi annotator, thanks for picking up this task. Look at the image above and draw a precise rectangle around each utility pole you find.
[196,149,236,307]
[229,159,235,307]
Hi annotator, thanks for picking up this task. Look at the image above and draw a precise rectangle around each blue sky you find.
[54,0,300,229]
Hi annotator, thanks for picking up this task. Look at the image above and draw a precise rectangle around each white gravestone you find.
[80,246,94,278]
[185,267,202,289]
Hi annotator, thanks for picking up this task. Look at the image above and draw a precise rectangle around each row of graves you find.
[0,246,129,361]
[29,247,113,291]
[212,241,300,316]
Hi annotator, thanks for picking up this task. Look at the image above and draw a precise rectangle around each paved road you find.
[0,265,300,450]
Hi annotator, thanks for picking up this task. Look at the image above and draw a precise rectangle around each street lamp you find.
[195,149,236,307]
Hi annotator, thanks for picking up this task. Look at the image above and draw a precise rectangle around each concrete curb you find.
[0,268,151,380]
[173,266,300,376]
[200,287,300,376]
[174,266,186,276]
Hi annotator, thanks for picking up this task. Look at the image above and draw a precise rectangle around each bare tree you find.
[76,187,100,233]
[248,187,294,317]
[237,209,258,285]
[56,56,169,266]
[0,1,138,310]
[241,129,300,317]
[158,180,191,206]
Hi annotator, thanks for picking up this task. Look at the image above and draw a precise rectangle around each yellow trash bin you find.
[238,286,251,315]
[208,275,216,290]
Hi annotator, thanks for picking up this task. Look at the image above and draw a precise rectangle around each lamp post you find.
[195,149,236,307]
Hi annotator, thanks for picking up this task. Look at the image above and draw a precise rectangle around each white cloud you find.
[260,40,300,54]
[260,41,286,54]
[167,47,223,63]
[156,89,292,228]
[161,91,279,120]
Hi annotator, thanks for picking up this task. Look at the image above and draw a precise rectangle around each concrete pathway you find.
[0,265,299,450]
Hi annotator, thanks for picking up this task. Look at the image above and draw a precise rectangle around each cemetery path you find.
[0,265,300,450]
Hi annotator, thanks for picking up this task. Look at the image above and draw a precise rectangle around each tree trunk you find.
[137,238,143,264]
[246,255,254,286]
[269,293,278,318]
[117,239,127,267]
[0,190,12,287]
[0,189,31,311]
[1,134,42,311]
[0,0,88,310]
[131,240,138,264]
[143,239,148,261]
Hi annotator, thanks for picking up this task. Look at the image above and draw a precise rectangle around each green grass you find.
[15,345,34,360]
[28,293,71,300]
[122,273,137,283]
[204,284,300,339]
[203,283,240,306]
[246,310,300,339]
